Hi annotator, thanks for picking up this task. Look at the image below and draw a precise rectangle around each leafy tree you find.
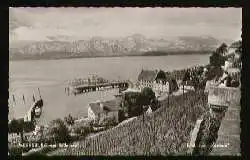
[9,118,25,143]
[137,87,160,112]
[74,125,92,137]
[182,69,191,83]
[64,114,75,126]
[139,87,156,106]
[122,87,159,117]
[209,51,226,67]
[23,121,35,132]
[9,119,20,134]
[118,110,126,122]
[216,42,228,56]
[47,119,71,144]
[123,92,141,117]
[99,116,117,128]
[231,40,242,55]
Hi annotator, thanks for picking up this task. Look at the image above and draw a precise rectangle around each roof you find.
[164,72,177,81]
[89,99,121,115]
[230,41,241,49]
[122,88,141,93]
[138,70,159,82]
[165,70,186,81]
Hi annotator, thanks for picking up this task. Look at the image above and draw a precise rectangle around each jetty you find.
[68,80,129,95]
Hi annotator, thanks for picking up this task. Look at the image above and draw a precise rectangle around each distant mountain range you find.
[9,34,228,60]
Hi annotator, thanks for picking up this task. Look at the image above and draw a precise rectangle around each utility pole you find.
[168,90,170,108]
[12,94,16,105]
[153,113,156,146]
[22,94,26,105]
[183,83,185,107]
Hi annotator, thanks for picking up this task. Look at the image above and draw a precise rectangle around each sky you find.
[9,7,242,42]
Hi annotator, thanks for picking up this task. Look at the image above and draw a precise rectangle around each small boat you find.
[34,107,42,117]
[31,99,43,118]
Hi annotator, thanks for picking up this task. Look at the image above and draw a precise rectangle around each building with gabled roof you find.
[88,99,121,124]
[137,69,169,93]
[137,69,178,94]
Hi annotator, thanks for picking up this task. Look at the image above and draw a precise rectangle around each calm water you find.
[9,54,210,124]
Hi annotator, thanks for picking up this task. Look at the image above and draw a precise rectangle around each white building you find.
[88,99,121,124]
[137,69,169,93]
[137,69,179,94]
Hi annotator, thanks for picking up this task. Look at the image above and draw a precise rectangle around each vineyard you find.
[48,90,208,156]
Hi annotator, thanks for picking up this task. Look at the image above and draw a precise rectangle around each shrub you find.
[73,124,93,137]
[23,121,36,132]
[8,118,24,134]
[99,116,117,128]
[46,119,71,144]
[64,114,75,126]
[8,145,32,156]
[209,51,226,67]
[118,110,126,122]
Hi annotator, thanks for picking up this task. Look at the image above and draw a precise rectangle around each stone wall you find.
[206,84,240,106]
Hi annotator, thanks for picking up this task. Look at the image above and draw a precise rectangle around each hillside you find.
[47,91,207,156]
[9,35,221,60]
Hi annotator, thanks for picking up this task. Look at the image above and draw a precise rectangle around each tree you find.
[209,51,226,67]
[118,110,126,122]
[123,92,141,117]
[123,88,158,117]
[74,124,92,137]
[64,114,75,126]
[183,69,191,83]
[137,87,160,112]
[216,42,228,56]
[139,87,156,106]
[231,40,242,55]
[8,118,25,144]
[47,119,71,144]
[9,119,20,134]
[99,116,117,128]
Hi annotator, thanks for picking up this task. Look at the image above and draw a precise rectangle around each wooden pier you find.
[68,81,129,95]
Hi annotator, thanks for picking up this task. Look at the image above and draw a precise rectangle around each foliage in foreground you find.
[193,108,226,155]
[122,87,159,118]
[46,119,71,144]
[48,91,207,156]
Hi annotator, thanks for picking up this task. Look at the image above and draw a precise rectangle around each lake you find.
[9,54,210,124]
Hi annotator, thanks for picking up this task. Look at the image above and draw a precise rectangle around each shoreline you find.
[9,51,211,61]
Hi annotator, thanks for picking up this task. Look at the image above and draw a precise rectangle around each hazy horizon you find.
[9,7,242,43]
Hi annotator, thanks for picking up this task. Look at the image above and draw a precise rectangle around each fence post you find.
[183,84,185,106]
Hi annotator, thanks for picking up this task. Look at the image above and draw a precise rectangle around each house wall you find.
[88,107,98,122]
[100,111,119,123]
[139,80,169,93]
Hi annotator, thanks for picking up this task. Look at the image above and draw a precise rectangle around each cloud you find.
[9,7,242,41]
